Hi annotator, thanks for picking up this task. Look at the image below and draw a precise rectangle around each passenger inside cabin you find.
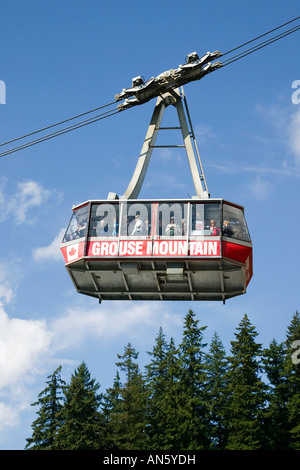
[77,222,87,238]
[210,219,220,236]
[97,219,109,236]
[110,217,119,236]
[222,220,233,238]
[131,213,145,235]
[165,216,181,236]
[89,219,97,236]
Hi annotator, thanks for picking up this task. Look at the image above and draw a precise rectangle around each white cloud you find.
[0,294,182,437]
[247,174,273,200]
[0,306,52,433]
[11,181,51,225]
[0,270,14,305]
[0,402,20,433]
[51,302,182,351]
[194,124,215,145]
[0,257,53,434]
[255,102,300,167]
[0,307,51,389]
[33,228,66,262]
[0,179,52,225]
[158,148,173,161]
[207,163,238,174]
[0,259,23,306]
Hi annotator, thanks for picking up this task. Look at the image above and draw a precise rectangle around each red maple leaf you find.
[69,247,77,256]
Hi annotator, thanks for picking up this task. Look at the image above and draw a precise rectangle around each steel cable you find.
[0,108,120,158]
[1,16,299,158]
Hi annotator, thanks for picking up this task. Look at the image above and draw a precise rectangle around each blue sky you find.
[0,0,300,449]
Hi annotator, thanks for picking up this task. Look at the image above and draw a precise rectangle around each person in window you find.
[165,216,181,236]
[89,219,98,236]
[97,219,109,236]
[111,217,119,236]
[131,213,145,235]
[222,220,233,237]
[77,222,87,238]
[210,219,220,236]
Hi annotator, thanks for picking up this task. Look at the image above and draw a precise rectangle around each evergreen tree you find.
[25,366,65,450]
[26,310,300,451]
[145,328,182,449]
[205,332,229,449]
[102,371,123,449]
[108,343,148,450]
[226,314,267,450]
[176,309,210,449]
[158,337,182,449]
[262,339,289,449]
[146,327,169,396]
[283,311,300,449]
[145,327,170,449]
[55,362,104,450]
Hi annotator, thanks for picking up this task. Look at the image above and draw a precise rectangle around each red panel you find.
[87,240,149,257]
[61,239,252,286]
[61,241,85,264]
[85,239,221,258]
[222,240,251,263]
[222,240,253,285]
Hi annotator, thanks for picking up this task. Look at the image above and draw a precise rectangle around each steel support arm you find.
[120,88,209,200]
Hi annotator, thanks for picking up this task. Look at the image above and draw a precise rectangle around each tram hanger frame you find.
[108,87,209,201]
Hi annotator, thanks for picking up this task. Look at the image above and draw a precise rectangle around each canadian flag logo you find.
[67,243,79,262]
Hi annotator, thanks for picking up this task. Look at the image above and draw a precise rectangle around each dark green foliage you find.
[283,311,300,449]
[225,314,267,450]
[104,343,149,450]
[205,333,229,449]
[102,371,123,449]
[55,362,104,450]
[25,366,65,450]
[145,328,186,449]
[262,339,290,449]
[145,327,176,449]
[176,310,210,449]
[26,310,300,450]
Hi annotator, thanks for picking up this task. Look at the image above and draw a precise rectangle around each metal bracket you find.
[115,88,209,200]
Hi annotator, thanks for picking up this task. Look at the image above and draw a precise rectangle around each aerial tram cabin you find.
[61,197,252,302]
[61,64,253,302]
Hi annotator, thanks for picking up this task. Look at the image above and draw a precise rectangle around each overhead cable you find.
[0,16,299,158]
[0,108,119,158]
[0,100,116,149]
[221,15,300,57]
[221,23,300,67]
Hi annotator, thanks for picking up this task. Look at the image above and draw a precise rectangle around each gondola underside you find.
[65,250,252,302]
